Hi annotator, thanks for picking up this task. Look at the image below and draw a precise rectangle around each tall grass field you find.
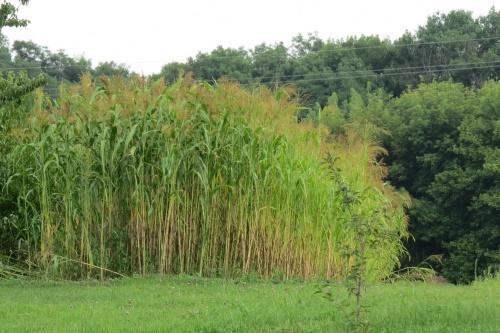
[1,75,407,280]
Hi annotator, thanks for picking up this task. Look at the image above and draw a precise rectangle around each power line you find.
[1,36,499,72]
[132,35,500,61]
[292,36,500,56]
[149,35,500,62]
[14,59,500,92]
[237,60,500,83]
[41,62,500,92]
[263,64,500,86]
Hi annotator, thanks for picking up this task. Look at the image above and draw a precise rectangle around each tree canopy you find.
[154,9,499,107]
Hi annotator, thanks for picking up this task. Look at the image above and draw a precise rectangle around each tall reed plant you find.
[2,75,408,280]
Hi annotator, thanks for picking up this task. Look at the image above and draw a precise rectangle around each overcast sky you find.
[3,0,498,74]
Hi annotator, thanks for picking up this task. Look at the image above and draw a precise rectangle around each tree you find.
[11,40,91,94]
[0,0,29,30]
[250,42,292,86]
[155,62,185,83]
[94,61,130,78]
[390,10,500,90]
[187,46,251,83]
[433,81,500,282]
[1,1,45,251]
[0,1,46,105]
[0,34,13,69]
[384,81,499,283]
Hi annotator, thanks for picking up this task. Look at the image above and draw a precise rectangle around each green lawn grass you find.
[1,276,499,333]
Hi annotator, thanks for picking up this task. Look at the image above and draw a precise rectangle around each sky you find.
[3,0,498,74]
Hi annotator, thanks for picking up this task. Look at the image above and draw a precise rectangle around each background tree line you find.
[1,3,499,283]
[155,8,499,107]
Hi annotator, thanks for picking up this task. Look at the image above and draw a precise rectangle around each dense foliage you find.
[0,75,408,280]
[386,82,500,283]
[0,0,46,105]
[155,9,499,106]
[6,40,131,94]
[312,81,500,283]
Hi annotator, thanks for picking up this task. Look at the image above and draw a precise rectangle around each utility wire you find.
[236,60,500,83]
[1,36,498,72]
[27,60,500,92]
[40,62,500,93]
[133,35,500,62]
[288,36,500,56]
[260,64,500,86]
